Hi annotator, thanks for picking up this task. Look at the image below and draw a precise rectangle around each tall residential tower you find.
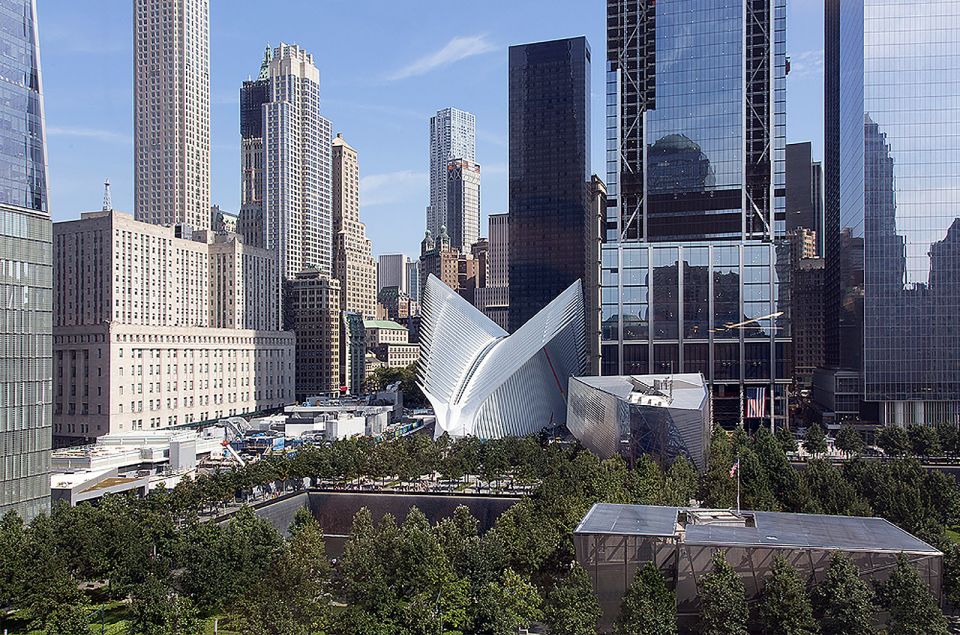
[134,0,210,229]
[427,108,476,239]
[0,0,52,521]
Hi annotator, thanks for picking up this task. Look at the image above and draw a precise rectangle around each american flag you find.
[729,459,739,478]
[746,387,766,419]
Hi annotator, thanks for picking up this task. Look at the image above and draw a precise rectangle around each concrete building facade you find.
[445,159,481,251]
[134,0,210,230]
[53,211,294,442]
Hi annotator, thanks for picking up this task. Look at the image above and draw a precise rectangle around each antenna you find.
[102,179,112,211]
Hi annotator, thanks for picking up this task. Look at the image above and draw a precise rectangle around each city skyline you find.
[37,0,824,258]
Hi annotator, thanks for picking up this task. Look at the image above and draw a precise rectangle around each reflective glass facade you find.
[604,0,789,429]
[0,0,51,520]
[601,242,788,428]
[826,0,960,426]
[508,37,592,332]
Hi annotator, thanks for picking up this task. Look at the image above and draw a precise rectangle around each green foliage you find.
[907,424,942,457]
[663,456,698,506]
[128,574,203,635]
[876,426,910,456]
[834,426,865,457]
[775,426,798,454]
[178,506,282,612]
[700,428,736,508]
[474,569,543,635]
[876,553,947,635]
[544,563,601,635]
[44,601,93,635]
[811,552,874,635]
[758,556,818,635]
[803,425,827,458]
[699,551,748,635]
[615,562,677,635]
[364,363,428,408]
[234,514,332,635]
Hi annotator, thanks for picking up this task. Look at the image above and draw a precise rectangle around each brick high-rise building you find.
[332,134,376,319]
[286,270,340,399]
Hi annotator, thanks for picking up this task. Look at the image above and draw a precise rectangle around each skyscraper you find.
[602,0,789,429]
[378,254,407,294]
[446,158,481,251]
[822,0,960,427]
[786,142,824,255]
[427,108,476,238]
[238,47,272,247]
[263,45,332,281]
[332,133,377,319]
[134,0,210,230]
[0,0,51,521]
[508,37,593,333]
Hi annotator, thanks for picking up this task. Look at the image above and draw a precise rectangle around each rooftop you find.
[573,374,708,411]
[363,319,407,331]
[575,503,940,555]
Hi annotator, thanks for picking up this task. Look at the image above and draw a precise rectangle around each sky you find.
[38,0,824,259]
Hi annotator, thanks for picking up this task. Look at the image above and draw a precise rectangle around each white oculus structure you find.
[418,275,587,438]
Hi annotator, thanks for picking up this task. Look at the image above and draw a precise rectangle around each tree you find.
[877,553,947,635]
[758,556,818,635]
[803,425,828,458]
[875,426,910,457]
[474,568,543,635]
[663,457,698,506]
[44,602,93,635]
[811,552,874,635]
[544,563,601,635]
[834,426,865,457]
[128,574,203,635]
[775,427,799,455]
[907,424,941,458]
[699,550,748,635]
[700,428,736,508]
[234,515,332,635]
[615,562,677,635]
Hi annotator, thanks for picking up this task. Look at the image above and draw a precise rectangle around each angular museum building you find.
[576,503,942,632]
[566,374,710,471]
[417,275,586,438]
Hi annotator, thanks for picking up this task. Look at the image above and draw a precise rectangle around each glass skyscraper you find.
[603,0,789,429]
[0,0,52,520]
[508,36,593,333]
[823,0,960,426]
[427,107,476,241]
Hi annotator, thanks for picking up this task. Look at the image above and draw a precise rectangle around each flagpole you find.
[736,449,741,515]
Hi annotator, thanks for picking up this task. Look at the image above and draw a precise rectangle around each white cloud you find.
[387,35,496,81]
[361,170,427,206]
[790,49,824,78]
[47,126,131,144]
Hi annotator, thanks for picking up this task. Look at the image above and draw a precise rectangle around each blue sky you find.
[38,0,824,258]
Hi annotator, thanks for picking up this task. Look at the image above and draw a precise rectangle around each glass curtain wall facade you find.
[0,0,52,520]
[825,0,960,426]
[508,37,592,332]
[603,0,789,429]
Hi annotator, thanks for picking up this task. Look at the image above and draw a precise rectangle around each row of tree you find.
[1,425,957,633]
[619,550,947,635]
